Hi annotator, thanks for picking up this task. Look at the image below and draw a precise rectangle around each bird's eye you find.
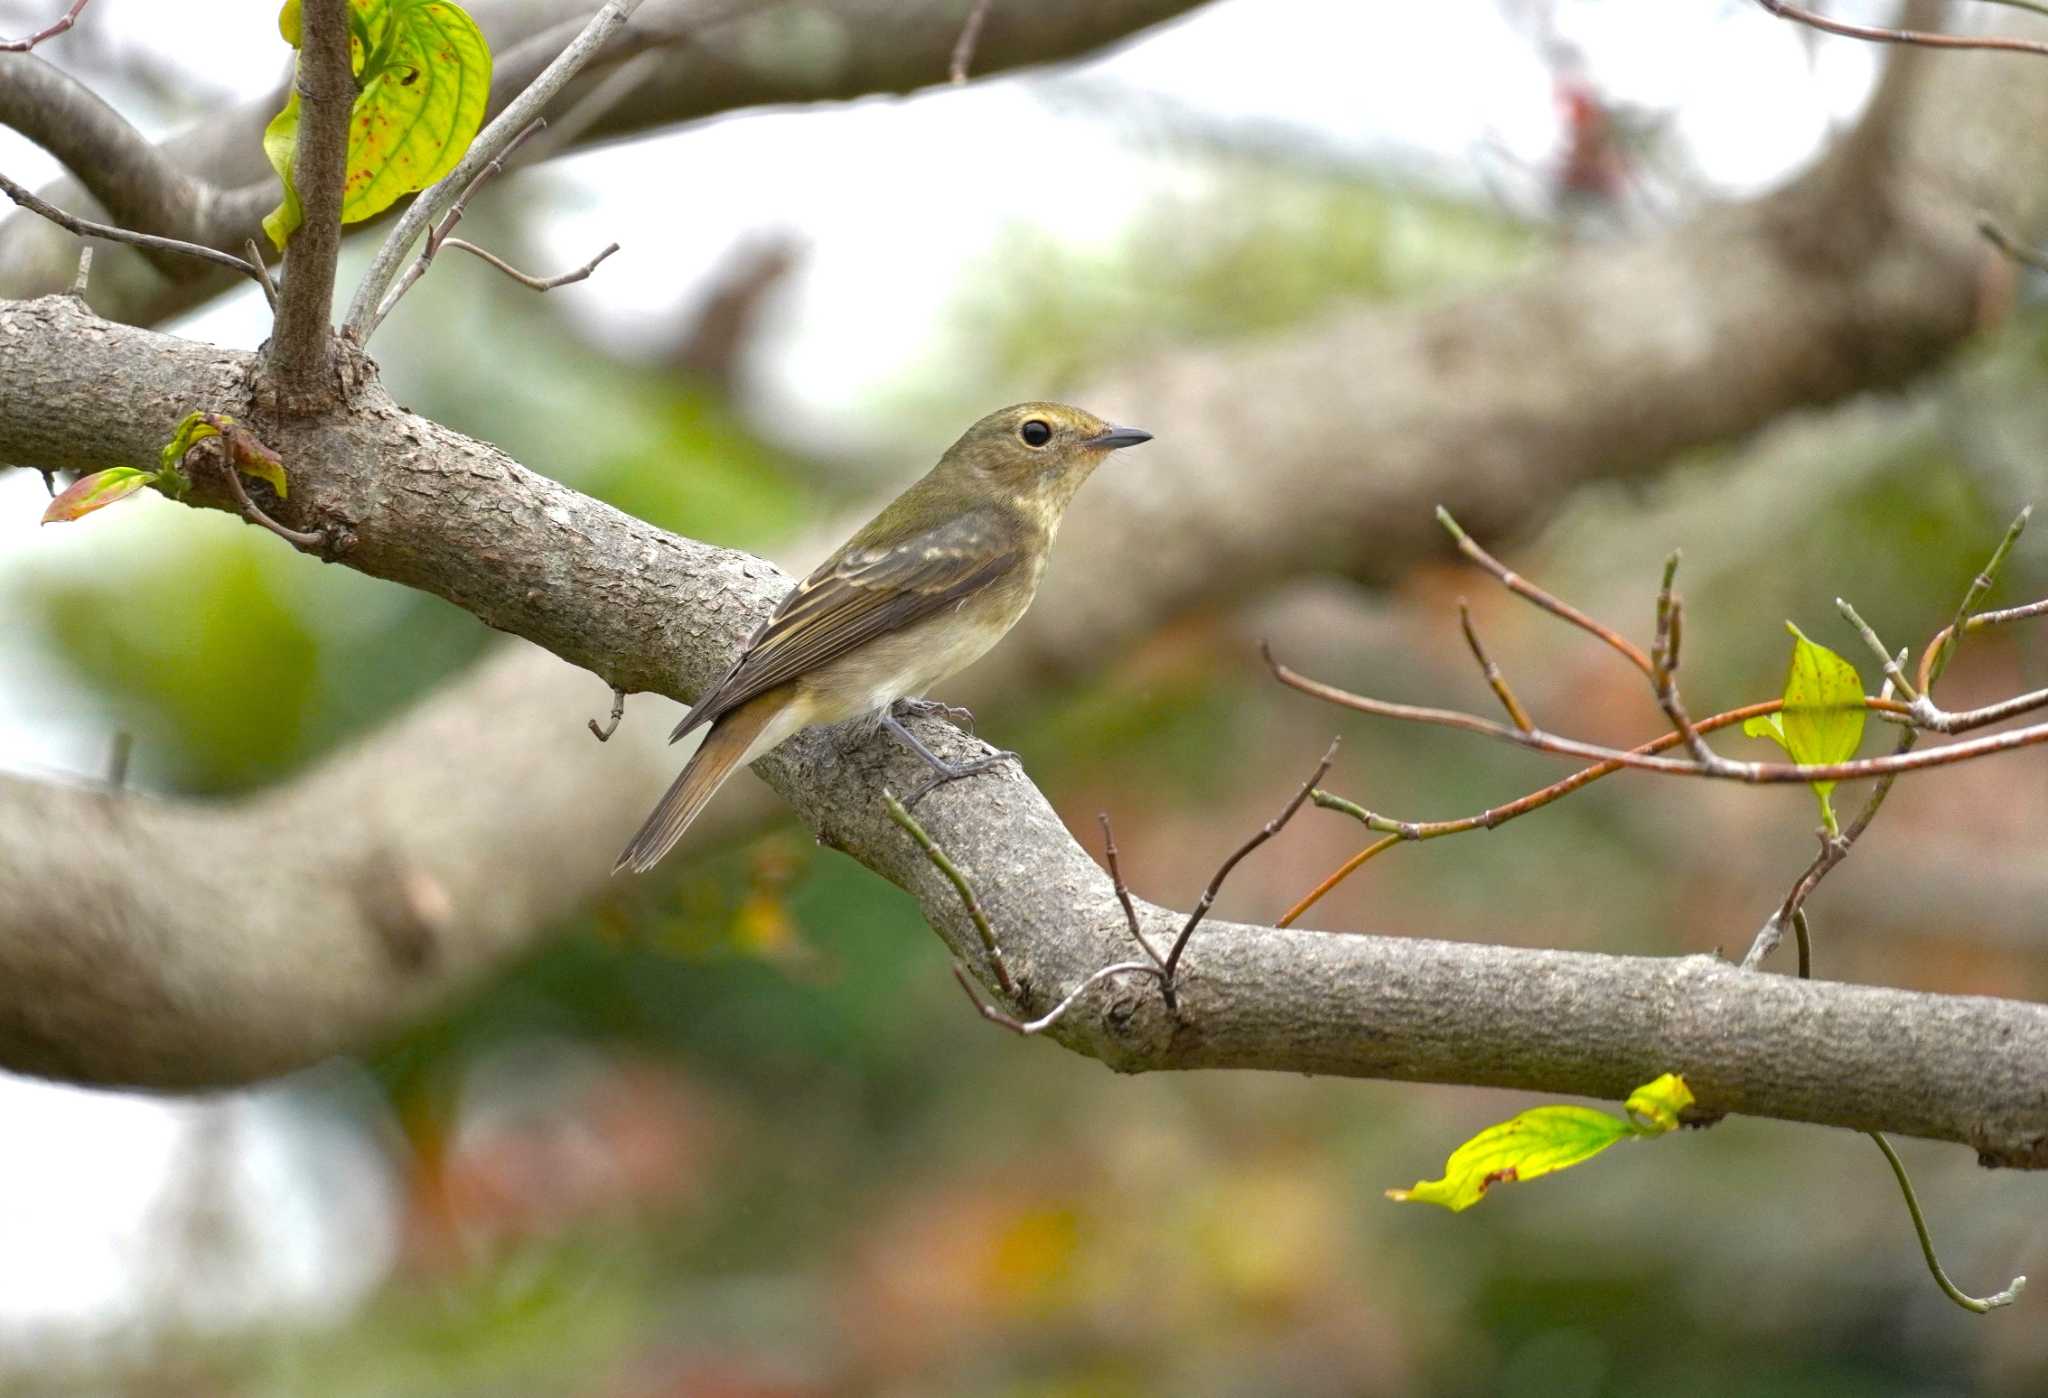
[1019,419,1052,448]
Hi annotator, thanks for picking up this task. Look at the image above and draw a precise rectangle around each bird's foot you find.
[894,696,977,735]
[881,711,1016,806]
[902,749,1020,808]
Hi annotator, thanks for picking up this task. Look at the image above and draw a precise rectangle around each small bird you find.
[614,402,1151,874]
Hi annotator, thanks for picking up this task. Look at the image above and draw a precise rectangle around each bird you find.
[614,402,1152,874]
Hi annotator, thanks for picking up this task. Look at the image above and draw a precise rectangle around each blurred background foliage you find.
[4,1,2048,1394]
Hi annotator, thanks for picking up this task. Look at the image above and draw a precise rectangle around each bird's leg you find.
[893,695,977,735]
[882,712,1017,807]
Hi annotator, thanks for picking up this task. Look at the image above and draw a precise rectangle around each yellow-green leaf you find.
[264,0,490,250]
[159,412,290,498]
[1779,622,1865,784]
[161,410,225,473]
[1389,1074,1693,1213]
[1622,1072,1695,1134]
[41,467,158,524]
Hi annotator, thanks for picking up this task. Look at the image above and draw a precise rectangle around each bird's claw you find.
[902,749,1019,808]
[894,696,978,735]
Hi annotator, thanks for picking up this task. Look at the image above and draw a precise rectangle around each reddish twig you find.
[1098,812,1166,971]
[1458,600,1533,732]
[0,0,90,52]
[1754,0,2048,58]
[1437,507,1655,678]
[1279,699,1787,928]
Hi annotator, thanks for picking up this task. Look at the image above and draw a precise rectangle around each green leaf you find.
[264,0,492,250]
[1389,1074,1694,1213]
[160,410,224,474]
[40,468,159,524]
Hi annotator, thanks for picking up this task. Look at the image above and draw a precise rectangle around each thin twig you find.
[1269,648,2039,787]
[588,686,627,741]
[1754,0,2048,58]
[951,960,1160,1036]
[1282,699,1786,928]
[209,445,326,551]
[441,236,620,292]
[0,172,267,286]
[1458,600,1533,732]
[1917,507,2030,695]
[1979,218,2048,275]
[67,244,91,298]
[950,0,996,83]
[885,793,1015,998]
[346,0,648,339]
[244,239,280,312]
[373,118,553,321]
[1098,812,1165,971]
[1836,597,1918,700]
[1159,738,1339,985]
[1868,1133,2027,1313]
[1437,506,1656,678]
[0,0,90,52]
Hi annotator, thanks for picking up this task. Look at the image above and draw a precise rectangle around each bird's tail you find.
[613,692,790,874]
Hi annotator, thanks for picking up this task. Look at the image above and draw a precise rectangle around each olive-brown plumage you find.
[615,402,1150,873]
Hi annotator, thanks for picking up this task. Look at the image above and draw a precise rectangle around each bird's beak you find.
[1084,425,1153,451]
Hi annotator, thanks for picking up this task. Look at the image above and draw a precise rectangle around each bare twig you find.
[1979,218,2048,274]
[67,244,90,298]
[588,686,627,741]
[1267,651,2039,786]
[266,0,354,406]
[1458,600,1534,732]
[0,0,90,52]
[1098,812,1166,971]
[950,0,996,83]
[1754,0,2048,58]
[1283,699,1787,928]
[951,959,1160,1036]
[346,0,648,340]
[441,236,620,292]
[886,793,1016,998]
[0,171,266,285]
[1917,507,2031,695]
[1159,739,1339,986]
[1647,556,1724,770]
[244,239,280,312]
[1437,507,1655,678]
[372,118,552,323]
[1836,597,1919,700]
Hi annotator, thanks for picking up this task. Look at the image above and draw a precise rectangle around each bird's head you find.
[936,401,1151,525]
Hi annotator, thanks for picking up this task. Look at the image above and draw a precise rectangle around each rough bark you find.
[0,295,2045,1169]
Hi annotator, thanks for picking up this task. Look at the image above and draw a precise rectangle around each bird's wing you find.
[672,510,1020,740]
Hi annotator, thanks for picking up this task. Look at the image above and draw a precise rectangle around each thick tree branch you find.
[0,295,2044,1171]
[0,0,1214,321]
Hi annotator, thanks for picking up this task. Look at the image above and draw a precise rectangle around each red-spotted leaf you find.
[40,467,158,524]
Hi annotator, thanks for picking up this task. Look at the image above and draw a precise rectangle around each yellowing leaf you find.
[1389,1074,1693,1213]
[265,0,492,250]
[40,468,158,524]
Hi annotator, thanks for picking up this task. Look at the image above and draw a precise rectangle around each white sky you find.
[0,0,1886,1343]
